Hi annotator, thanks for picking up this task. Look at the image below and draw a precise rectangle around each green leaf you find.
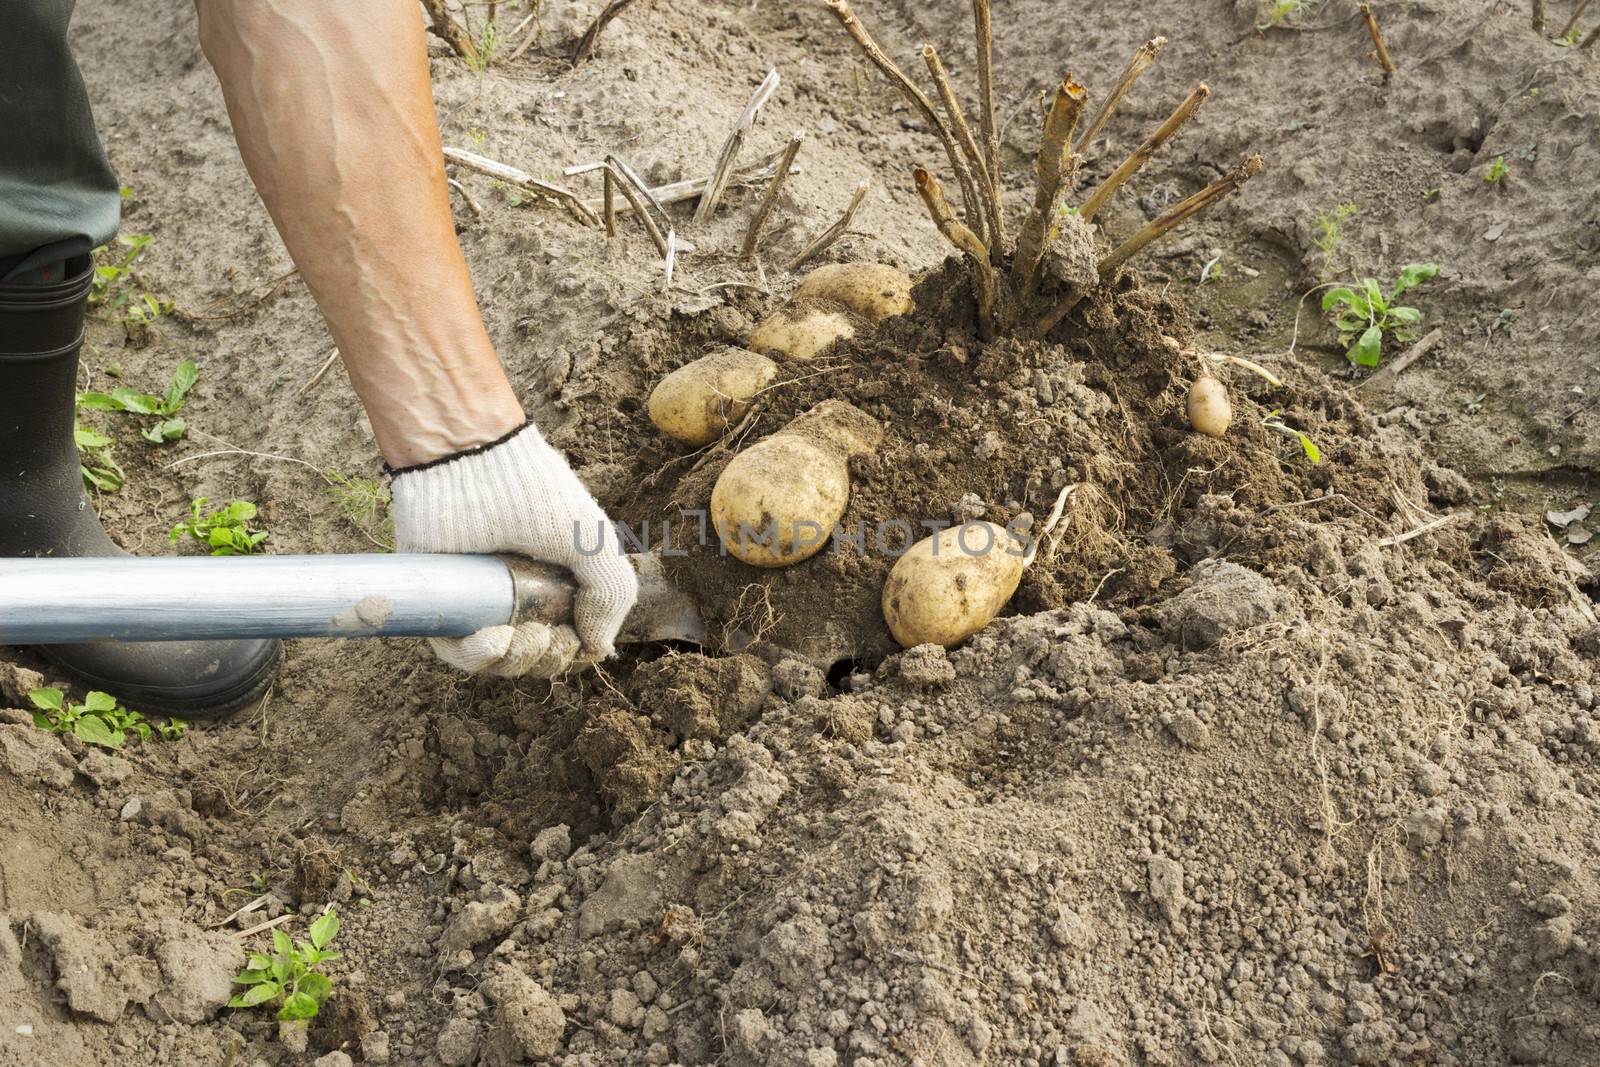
[1392,262,1439,297]
[247,952,274,970]
[73,715,121,749]
[272,928,293,956]
[82,691,117,712]
[162,361,199,414]
[1388,306,1421,325]
[277,991,322,1022]
[1320,287,1358,312]
[1297,431,1322,465]
[309,909,340,949]
[28,688,64,712]
[76,392,125,412]
[233,968,271,984]
[232,981,281,1007]
[1362,277,1383,308]
[142,418,187,444]
[298,972,334,1005]
[1348,324,1384,367]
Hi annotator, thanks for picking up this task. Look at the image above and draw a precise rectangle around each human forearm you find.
[195,0,524,467]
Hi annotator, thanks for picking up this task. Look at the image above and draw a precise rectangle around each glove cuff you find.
[384,418,535,478]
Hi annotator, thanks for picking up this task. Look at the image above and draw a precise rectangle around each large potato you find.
[711,435,849,567]
[647,347,778,446]
[748,304,855,362]
[794,263,914,323]
[882,522,1027,648]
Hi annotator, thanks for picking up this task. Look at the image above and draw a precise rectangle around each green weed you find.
[28,687,185,749]
[74,421,125,493]
[1321,263,1439,367]
[1262,411,1322,465]
[88,234,173,341]
[325,471,394,550]
[1553,27,1582,46]
[78,359,198,444]
[1484,156,1509,184]
[1311,203,1359,274]
[465,18,501,73]
[172,499,269,556]
[1257,0,1323,29]
[229,908,341,1031]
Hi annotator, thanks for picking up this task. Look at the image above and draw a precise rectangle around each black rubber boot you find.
[0,259,281,719]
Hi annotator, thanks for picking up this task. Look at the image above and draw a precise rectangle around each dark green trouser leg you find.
[0,3,282,718]
[0,0,122,280]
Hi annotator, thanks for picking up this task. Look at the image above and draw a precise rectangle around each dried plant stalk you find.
[696,70,781,224]
[604,157,669,258]
[915,168,995,340]
[827,0,987,245]
[1079,83,1210,223]
[1563,0,1596,35]
[1036,156,1264,336]
[1013,77,1087,298]
[972,0,1002,229]
[1532,0,1546,33]
[1586,23,1600,46]
[441,146,598,226]
[602,167,618,238]
[922,45,1004,260]
[740,133,805,262]
[422,0,481,61]
[1359,3,1398,76]
[1075,37,1165,154]
[788,179,870,271]
[573,0,641,65]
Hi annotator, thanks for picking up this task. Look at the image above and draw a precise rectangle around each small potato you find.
[647,347,778,446]
[779,398,885,459]
[794,263,914,323]
[711,435,849,567]
[748,304,855,362]
[1187,376,1232,438]
[882,522,1027,648]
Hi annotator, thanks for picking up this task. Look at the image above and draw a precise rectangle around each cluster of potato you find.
[647,263,1236,650]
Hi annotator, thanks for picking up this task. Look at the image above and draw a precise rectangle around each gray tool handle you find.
[0,554,702,645]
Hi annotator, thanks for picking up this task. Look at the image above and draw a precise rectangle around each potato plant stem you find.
[572,0,641,65]
[1075,37,1165,154]
[1079,84,1210,223]
[422,0,480,61]
[441,146,598,226]
[826,0,987,245]
[1586,23,1600,47]
[602,167,618,238]
[1359,3,1398,77]
[1013,77,1087,299]
[787,179,870,271]
[740,133,805,262]
[604,160,669,258]
[1562,0,1596,36]
[972,0,1003,240]
[1035,156,1263,336]
[915,168,995,340]
[695,70,781,225]
[922,45,1004,260]
[1532,0,1546,34]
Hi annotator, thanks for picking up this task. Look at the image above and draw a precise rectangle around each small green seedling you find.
[1256,0,1322,29]
[230,909,341,1032]
[87,233,173,340]
[465,17,500,73]
[1554,27,1582,46]
[74,420,125,493]
[28,687,185,749]
[1484,156,1509,184]
[1311,203,1358,275]
[1321,263,1440,367]
[325,471,394,550]
[1262,411,1322,465]
[172,498,269,556]
[78,359,198,444]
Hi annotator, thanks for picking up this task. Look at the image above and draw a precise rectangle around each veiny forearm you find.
[195,0,524,466]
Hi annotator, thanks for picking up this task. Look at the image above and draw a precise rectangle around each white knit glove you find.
[388,423,638,677]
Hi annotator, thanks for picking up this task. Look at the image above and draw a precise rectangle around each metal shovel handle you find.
[0,553,702,645]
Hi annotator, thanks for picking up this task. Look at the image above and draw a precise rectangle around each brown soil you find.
[4,2,1600,1067]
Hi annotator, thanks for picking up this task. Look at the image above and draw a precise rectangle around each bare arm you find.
[194,0,524,468]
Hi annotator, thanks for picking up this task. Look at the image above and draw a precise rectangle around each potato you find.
[748,303,855,362]
[710,400,884,568]
[794,263,914,323]
[647,347,778,446]
[1187,376,1232,438]
[882,522,1027,648]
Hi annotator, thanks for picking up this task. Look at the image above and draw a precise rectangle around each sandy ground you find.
[3,1,1600,1065]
